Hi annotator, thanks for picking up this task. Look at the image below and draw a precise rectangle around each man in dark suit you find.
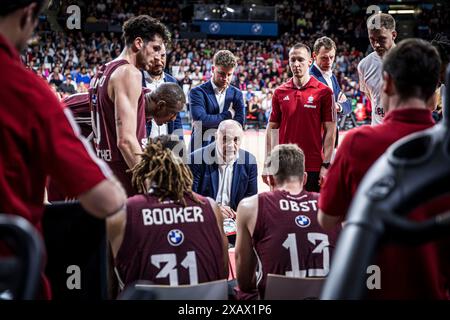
[310,37,353,139]
[189,50,245,153]
[142,44,183,140]
[189,120,257,217]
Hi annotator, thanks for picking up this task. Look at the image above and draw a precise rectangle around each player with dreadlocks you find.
[107,135,228,290]
[430,33,450,120]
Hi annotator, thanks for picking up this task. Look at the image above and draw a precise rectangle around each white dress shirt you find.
[144,72,168,138]
[215,146,239,206]
[211,80,227,113]
[314,62,334,93]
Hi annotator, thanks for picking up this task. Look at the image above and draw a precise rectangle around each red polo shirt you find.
[319,108,435,218]
[320,108,450,299]
[269,77,335,171]
[0,34,111,299]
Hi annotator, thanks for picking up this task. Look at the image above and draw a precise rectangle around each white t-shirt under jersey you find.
[358,51,384,125]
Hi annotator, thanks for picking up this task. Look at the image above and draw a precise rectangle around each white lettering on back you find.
[141,207,204,226]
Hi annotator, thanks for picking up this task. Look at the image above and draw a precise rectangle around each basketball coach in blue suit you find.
[310,37,352,116]
[189,50,245,153]
[189,120,257,214]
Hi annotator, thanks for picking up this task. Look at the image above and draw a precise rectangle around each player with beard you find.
[142,42,183,139]
[90,15,182,196]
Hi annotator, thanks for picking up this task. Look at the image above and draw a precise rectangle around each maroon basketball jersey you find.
[115,192,226,288]
[253,190,339,297]
[89,59,147,196]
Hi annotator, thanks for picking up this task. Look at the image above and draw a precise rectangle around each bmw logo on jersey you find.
[295,215,311,228]
[167,229,184,246]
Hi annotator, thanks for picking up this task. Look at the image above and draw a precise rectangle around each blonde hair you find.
[213,50,237,68]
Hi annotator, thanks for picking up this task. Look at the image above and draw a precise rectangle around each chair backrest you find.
[264,274,325,300]
[42,201,108,300]
[120,279,228,300]
[0,214,44,300]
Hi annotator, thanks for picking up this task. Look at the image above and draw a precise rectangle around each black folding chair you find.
[42,201,108,300]
[321,66,450,300]
[0,214,44,300]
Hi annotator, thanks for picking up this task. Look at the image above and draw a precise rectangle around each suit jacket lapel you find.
[206,81,220,113]
[210,163,219,198]
[331,75,340,100]
[230,161,241,208]
[206,144,219,198]
[313,65,326,85]
[224,87,234,112]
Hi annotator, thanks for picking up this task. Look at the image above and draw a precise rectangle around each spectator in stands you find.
[265,43,336,192]
[189,120,257,220]
[107,135,228,289]
[0,0,127,299]
[76,66,91,85]
[261,91,273,122]
[319,38,449,299]
[180,71,192,97]
[189,50,245,152]
[48,66,63,87]
[358,13,397,125]
[431,33,450,120]
[247,95,265,129]
[235,144,339,299]
[59,74,77,95]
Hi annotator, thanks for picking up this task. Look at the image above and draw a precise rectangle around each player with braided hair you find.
[107,135,228,290]
[130,135,198,205]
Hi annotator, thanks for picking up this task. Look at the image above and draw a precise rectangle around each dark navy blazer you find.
[310,64,352,115]
[189,143,257,211]
[189,80,245,152]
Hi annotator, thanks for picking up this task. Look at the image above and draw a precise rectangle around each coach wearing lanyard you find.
[265,43,336,192]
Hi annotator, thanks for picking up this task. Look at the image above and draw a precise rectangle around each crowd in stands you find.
[24,0,447,127]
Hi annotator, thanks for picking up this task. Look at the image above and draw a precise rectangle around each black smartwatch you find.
[321,162,331,169]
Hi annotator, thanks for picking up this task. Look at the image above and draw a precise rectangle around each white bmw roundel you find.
[167,229,184,246]
[295,215,311,228]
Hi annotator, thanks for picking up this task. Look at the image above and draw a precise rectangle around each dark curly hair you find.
[122,15,171,47]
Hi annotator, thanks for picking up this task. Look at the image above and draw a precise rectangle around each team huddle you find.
[1,0,449,300]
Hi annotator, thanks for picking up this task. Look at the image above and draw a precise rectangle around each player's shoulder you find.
[358,52,380,71]
[238,193,259,211]
[340,123,380,150]
[17,67,62,112]
[111,61,142,82]
[303,190,320,200]
[127,193,150,207]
